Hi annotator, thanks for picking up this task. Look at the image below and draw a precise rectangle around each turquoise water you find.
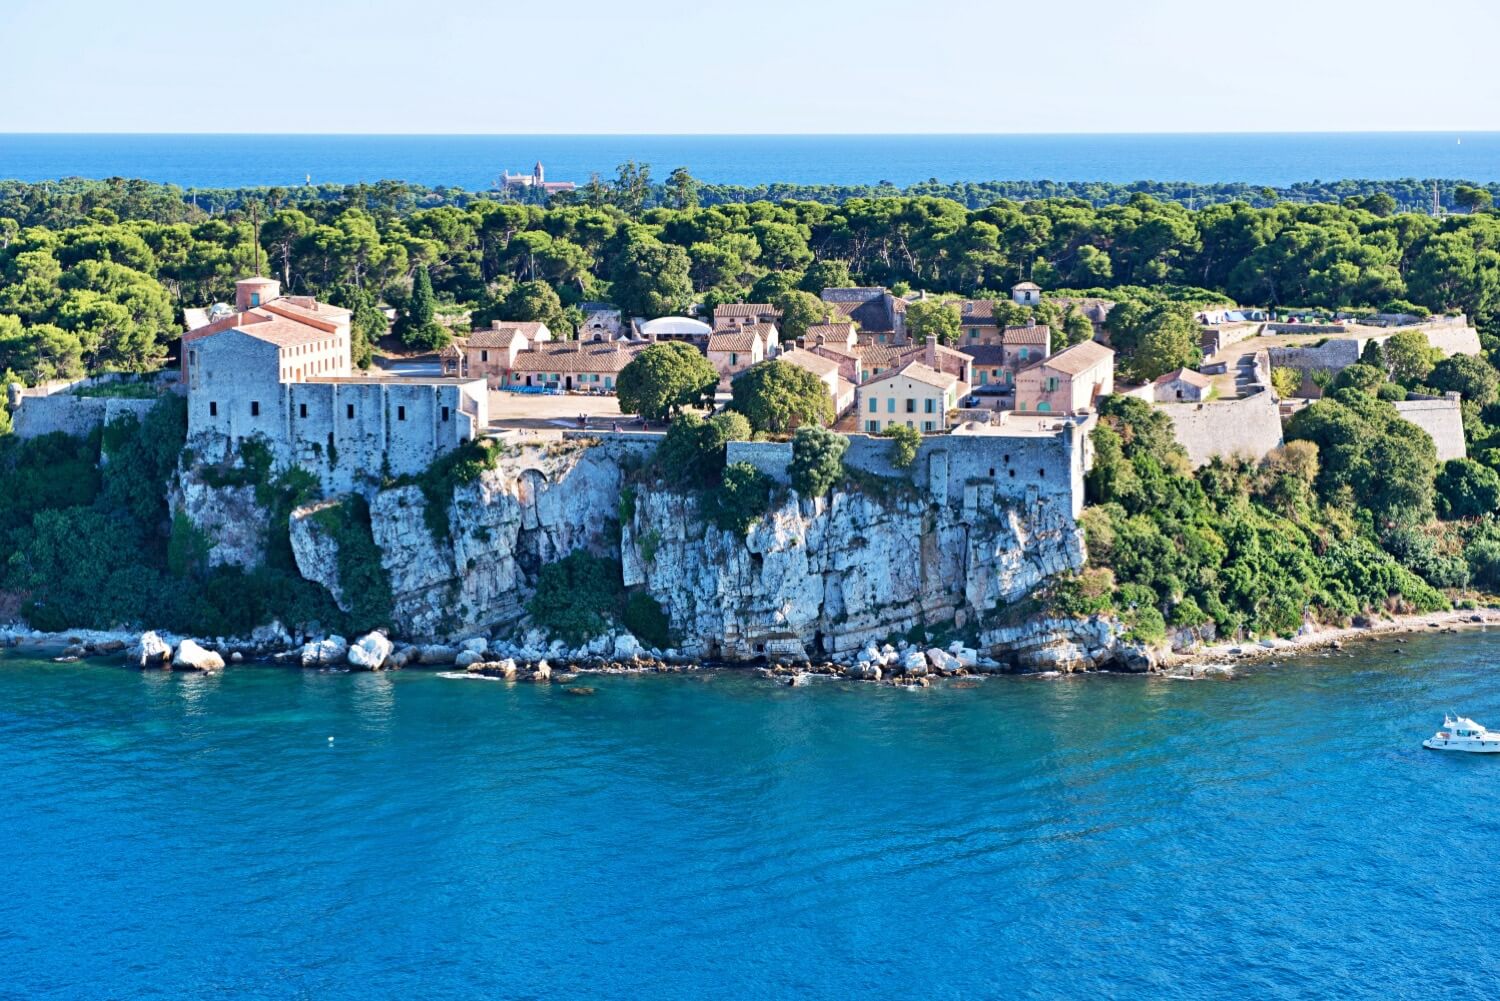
[2,634,1499,999]
[0,133,1497,189]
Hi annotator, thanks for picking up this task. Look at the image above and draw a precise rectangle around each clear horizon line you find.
[0,129,1495,138]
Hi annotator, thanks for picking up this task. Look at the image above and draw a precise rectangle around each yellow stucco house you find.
[857,360,965,433]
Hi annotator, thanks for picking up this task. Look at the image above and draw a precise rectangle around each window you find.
[868,397,877,413]
[866,420,879,433]
[481,350,489,362]
[605,377,614,388]
[968,328,979,340]
[1008,469,1016,478]
[250,401,260,417]
[887,398,895,414]
[299,403,307,418]
[923,421,934,432]
[249,293,260,306]
[924,399,935,414]
[441,406,450,422]
[988,468,995,477]
[1045,376,1059,392]
[906,420,914,429]
[978,371,988,385]
[1039,468,1046,478]
[905,399,915,413]
[346,404,355,419]
[397,406,407,421]
[209,401,218,417]
[730,353,739,366]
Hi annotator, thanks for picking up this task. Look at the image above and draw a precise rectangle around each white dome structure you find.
[638,316,711,338]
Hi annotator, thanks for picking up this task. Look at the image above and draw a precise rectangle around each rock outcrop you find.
[172,639,225,672]
[129,631,173,668]
[347,631,392,670]
[171,464,269,569]
[197,436,1112,668]
[623,484,1082,659]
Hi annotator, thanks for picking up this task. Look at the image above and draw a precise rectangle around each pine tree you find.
[409,266,436,329]
[400,266,448,351]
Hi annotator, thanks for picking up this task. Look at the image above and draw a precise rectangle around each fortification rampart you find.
[1154,389,1284,468]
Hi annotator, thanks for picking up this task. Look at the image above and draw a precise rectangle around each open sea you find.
[2,632,1499,999]
[0,133,1497,190]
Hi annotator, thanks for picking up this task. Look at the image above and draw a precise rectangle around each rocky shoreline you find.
[5,605,1497,688]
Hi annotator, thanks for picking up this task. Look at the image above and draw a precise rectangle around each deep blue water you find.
[0,133,1496,190]
[2,633,1499,999]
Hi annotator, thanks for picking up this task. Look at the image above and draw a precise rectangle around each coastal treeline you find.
[4,174,1500,385]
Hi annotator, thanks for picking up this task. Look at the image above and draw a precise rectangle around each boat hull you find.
[1423,737,1500,752]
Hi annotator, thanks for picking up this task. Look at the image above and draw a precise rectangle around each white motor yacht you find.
[1423,714,1500,753]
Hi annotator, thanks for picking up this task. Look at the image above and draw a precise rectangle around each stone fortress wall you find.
[8,373,176,440]
[726,420,1089,518]
[1155,389,1285,468]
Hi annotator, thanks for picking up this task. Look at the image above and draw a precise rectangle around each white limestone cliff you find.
[250,437,1112,667]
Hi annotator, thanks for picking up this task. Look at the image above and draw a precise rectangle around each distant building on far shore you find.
[500,162,577,196]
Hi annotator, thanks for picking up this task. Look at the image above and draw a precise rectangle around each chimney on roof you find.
[924,334,937,369]
[815,333,825,346]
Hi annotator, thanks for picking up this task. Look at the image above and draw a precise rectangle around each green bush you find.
[714,462,772,534]
[790,425,847,498]
[526,550,624,645]
[883,424,921,468]
[311,496,394,632]
[622,591,672,649]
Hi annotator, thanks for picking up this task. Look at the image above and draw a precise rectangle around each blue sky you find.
[3,0,1497,133]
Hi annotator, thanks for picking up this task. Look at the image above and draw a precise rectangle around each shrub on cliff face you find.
[312,496,394,633]
[654,410,750,486]
[623,592,672,649]
[713,462,772,534]
[883,424,921,468]
[789,425,847,498]
[526,550,624,645]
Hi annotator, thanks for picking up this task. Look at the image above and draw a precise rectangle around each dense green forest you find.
[3,172,1500,386]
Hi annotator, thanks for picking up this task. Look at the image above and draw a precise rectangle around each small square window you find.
[299,403,307,419]
[441,406,450,422]
[346,404,355,419]
[209,401,218,417]
[250,401,260,417]
[397,406,406,421]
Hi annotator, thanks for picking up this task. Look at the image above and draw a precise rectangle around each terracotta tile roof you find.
[1001,324,1051,345]
[961,344,1008,365]
[713,303,778,319]
[707,330,762,353]
[958,300,997,322]
[183,295,350,343]
[811,342,862,361]
[778,348,841,379]
[863,360,960,391]
[508,341,644,374]
[1155,367,1213,388]
[1030,340,1113,376]
[467,327,529,349]
[806,321,858,343]
[233,315,331,348]
[262,297,351,332]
